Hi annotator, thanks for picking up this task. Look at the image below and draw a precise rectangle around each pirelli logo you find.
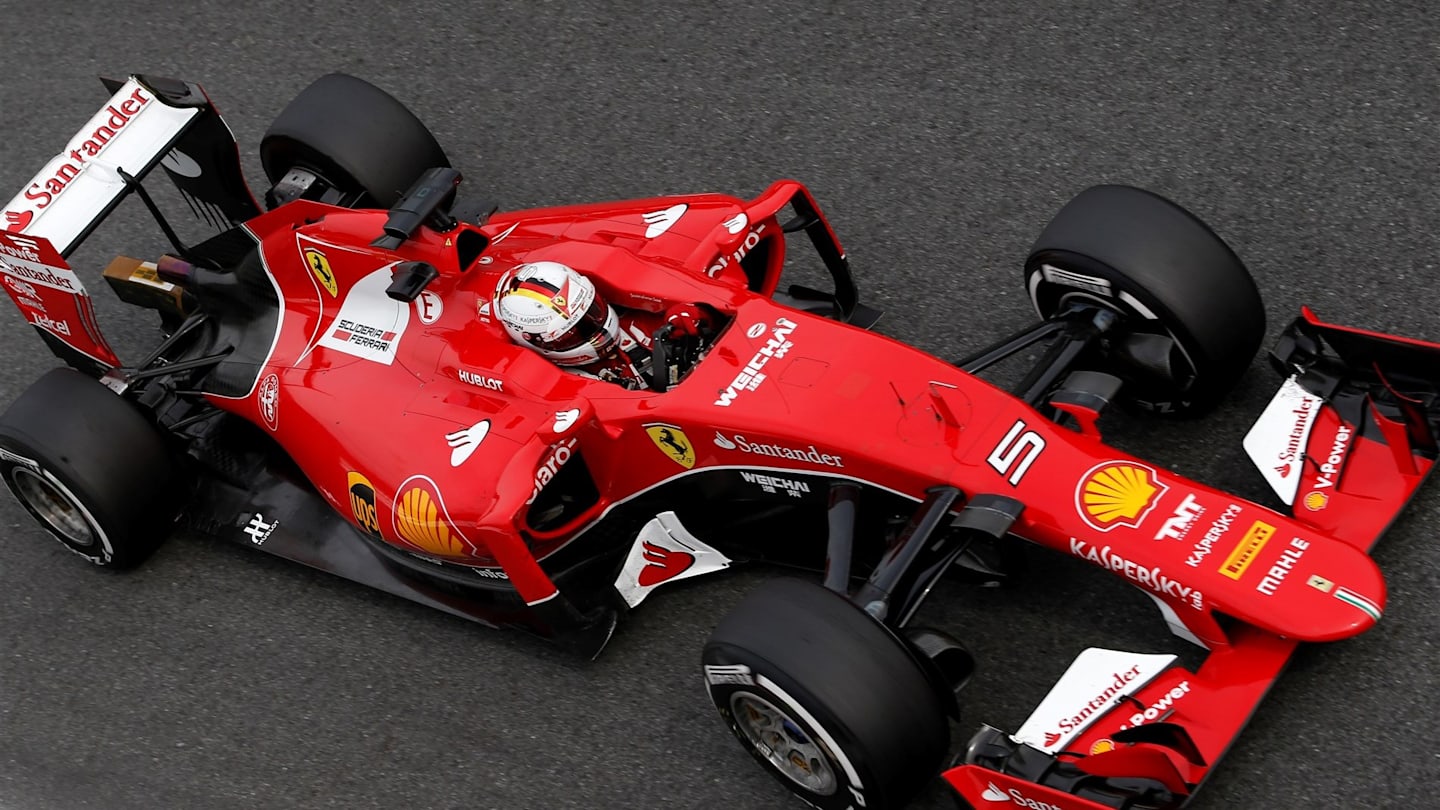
[1219,520,1275,580]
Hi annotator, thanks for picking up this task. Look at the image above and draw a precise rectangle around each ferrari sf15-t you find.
[1,74,1434,810]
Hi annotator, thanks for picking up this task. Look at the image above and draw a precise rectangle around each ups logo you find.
[347,471,382,539]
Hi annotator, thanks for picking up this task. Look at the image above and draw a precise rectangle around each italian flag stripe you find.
[1335,588,1382,622]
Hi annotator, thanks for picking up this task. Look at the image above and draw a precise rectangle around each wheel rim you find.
[11,467,97,548]
[730,691,839,796]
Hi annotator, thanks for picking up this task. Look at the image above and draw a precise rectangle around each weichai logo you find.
[1075,461,1168,532]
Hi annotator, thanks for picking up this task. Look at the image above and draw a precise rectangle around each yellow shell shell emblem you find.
[1089,738,1116,755]
[1075,461,1167,532]
[395,483,465,556]
[304,248,338,297]
[645,423,695,469]
[1302,490,1329,511]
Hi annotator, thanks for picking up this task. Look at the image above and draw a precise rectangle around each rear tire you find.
[260,73,450,209]
[702,578,951,810]
[1026,185,1266,416]
[0,368,177,568]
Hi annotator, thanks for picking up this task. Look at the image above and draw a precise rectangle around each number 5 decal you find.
[987,420,1045,486]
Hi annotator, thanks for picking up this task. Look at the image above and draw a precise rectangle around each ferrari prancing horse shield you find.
[645,423,695,469]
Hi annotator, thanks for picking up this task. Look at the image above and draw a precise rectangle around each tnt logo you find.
[1153,493,1204,540]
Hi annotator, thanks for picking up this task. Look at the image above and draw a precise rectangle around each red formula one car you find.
[1,74,1436,810]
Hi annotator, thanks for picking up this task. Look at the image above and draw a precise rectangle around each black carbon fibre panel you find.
[191,243,281,398]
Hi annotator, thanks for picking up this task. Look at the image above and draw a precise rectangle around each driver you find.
[496,261,708,389]
[495,257,720,383]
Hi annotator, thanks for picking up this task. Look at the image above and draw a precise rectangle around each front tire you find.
[1026,185,1266,416]
[702,578,951,810]
[0,368,177,568]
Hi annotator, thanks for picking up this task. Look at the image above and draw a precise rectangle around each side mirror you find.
[385,261,439,302]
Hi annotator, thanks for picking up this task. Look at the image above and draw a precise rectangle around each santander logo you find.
[3,210,33,232]
[637,541,695,587]
[980,781,1062,810]
[18,86,152,215]
[1272,398,1315,478]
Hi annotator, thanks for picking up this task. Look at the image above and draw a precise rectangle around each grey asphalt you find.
[1,2,1438,808]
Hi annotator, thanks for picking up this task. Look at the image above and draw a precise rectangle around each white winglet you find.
[1242,376,1323,505]
[642,204,687,238]
[1012,648,1175,753]
[614,511,730,608]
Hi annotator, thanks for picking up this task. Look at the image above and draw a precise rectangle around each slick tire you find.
[1025,185,1266,417]
[260,73,450,209]
[0,368,177,568]
[702,578,950,810]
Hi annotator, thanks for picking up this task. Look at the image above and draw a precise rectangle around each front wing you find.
[945,310,1440,809]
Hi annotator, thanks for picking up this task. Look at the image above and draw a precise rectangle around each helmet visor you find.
[529,292,613,354]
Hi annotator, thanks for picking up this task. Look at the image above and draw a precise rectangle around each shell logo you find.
[1302,490,1329,511]
[392,475,475,557]
[1089,738,1116,755]
[1075,461,1168,532]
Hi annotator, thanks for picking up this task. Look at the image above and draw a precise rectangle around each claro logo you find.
[527,438,578,504]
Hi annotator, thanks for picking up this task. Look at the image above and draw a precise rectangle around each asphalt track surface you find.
[1,3,1438,809]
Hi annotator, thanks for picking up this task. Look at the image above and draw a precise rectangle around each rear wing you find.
[1,74,262,374]
[4,74,260,259]
[945,311,1440,809]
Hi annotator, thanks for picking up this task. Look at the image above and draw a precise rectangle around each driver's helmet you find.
[494,261,620,366]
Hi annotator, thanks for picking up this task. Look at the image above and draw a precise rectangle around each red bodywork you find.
[198,182,845,607]
[198,188,1410,635]
[194,182,1426,806]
